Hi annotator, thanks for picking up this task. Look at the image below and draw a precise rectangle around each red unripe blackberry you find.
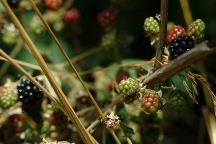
[17,78,43,105]
[97,8,117,27]
[167,25,186,44]
[44,0,63,10]
[168,35,195,60]
[116,70,130,84]
[141,93,161,113]
[62,8,80,24]
[7,114,24,133]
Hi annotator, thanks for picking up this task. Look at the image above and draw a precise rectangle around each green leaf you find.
[120,123,135,137]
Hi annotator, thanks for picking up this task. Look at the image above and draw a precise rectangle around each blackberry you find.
[7,0,21,8]
[17,78,43,105]
[44,0,63,10]
[168,35,195,60]
[118,77,139,97]
[188,19,205,42]
[141,92,161,113]
[144,16,160,34]
[101,32,116,50]
[169,95,187,111]
[166,25,186,44]
[62,8,80,24]
[116,70,129,84]
[97,7,117,27]
[0,86,17,109]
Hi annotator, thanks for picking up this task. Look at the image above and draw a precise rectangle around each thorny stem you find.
[154,0,168,69]
[142,41,216,88]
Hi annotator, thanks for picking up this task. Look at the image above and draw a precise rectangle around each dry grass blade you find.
[180,0,193,25]
[189,72,216,116]
[202,107,216,144]
[0,1,96,143]
[0,56,41,71]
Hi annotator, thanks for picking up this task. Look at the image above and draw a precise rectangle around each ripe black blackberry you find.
[17,77,43,105]
[168,35,195,60]
[7,0,21,8]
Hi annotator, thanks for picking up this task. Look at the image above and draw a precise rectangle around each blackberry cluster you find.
[17,78,43,105]
[7,0,21,8]
[168,35,195,59]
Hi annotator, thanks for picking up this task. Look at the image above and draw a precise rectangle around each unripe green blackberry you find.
[1,23,19,45]
[0,86,17,109]
[29,15,45,34]
[188,19,205,41]
[141,92,161,113]
[101,32,116,50]
[144,17,160,34]
[118,77,139,97]
[169,95,187,111]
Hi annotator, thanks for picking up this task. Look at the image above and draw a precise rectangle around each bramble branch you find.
[143,41,216,88]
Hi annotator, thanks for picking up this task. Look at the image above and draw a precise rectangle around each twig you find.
[142,41,216,88]
[154,0,168,69]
